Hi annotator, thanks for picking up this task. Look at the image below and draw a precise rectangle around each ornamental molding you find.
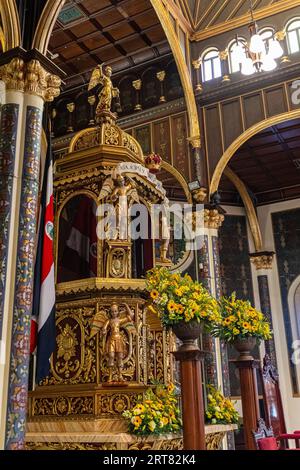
[250,252,275,270]
[0,57,61,102]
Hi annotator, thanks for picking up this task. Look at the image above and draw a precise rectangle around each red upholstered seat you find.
[258,437,279,451]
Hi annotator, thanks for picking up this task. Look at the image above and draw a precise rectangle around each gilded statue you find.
[88,65,119,116]
[90,303,136,383]
[98,172,139,240]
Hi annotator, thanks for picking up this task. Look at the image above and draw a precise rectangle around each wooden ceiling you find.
[220,118,300,206]
[173,0,287,32]
[49,0,170,89]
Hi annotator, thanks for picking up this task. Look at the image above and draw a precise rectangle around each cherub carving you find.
[90,303,136,383]
[88,65,119,115]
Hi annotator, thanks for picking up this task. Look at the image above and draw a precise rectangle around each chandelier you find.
[233,0,284,76]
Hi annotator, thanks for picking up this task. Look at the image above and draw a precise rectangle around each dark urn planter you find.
[233,336,257,361]
[172,320,203,352]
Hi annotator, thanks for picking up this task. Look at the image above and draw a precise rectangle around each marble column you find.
[250,252,277,367]
[0,54,61,449]
[197,207,231,391]
[197,207,233,449]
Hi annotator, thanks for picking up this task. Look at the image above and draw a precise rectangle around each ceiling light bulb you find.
[261,53,277,72]
[249,34,265,54]
[268,38,284,59]
[241,57,255,76]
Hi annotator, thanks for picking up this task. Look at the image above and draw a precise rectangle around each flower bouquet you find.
[206,385,239,425]
[210,293,272,359]
[146,267,222,333]
[122,384,182,436]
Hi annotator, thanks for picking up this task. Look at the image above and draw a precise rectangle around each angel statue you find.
[90,303,136,383]
[98,171,140,240]
[88,65,120,118]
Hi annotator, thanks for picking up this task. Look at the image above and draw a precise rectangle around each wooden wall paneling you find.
[134,125,152,155]
[153,118,172,164]
[221,99,243,150]
[171,112,190,180]
[264,85,289,118]
[287,80,300,111]
[203,105,224,174]
[242,92,265,129]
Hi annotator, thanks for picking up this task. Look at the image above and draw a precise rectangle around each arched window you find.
[259,27,275,51]
[286,18,300,54]
[201,48,221,82]
[228,38,247,73]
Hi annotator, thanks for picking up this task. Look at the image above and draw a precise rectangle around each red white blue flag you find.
[31,134,56,383]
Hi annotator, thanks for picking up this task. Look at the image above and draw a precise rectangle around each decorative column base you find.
[173,347,206,450]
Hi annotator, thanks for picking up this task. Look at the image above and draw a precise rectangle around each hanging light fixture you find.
[233,0,283,76]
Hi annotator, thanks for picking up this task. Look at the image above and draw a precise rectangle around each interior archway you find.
[0,0,21,50]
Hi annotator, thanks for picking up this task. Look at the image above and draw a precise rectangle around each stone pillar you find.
[234,359,260,450]
[250,252,277,367]
[0,53,61,450]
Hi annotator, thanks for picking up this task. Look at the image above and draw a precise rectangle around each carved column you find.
[88,95,96,125]
[0,54,61,450]
[219,50,230,83]
[173,347,206,450]
[67,102,75,133]
[234,359,260,450]
[188,136,204,186]
[132,79,142,112]
[192,59,203,93]
[276,31,291,64]
[157,71,166,103]
[250,252,277,367]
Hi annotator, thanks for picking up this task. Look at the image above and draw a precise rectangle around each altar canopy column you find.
[0,53,61,450]
[250,252,278,367]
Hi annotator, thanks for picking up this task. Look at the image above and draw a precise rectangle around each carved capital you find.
[204,209,224,230]
[219,50,228,61]
[275,30,286,41]
[132,79,142,91]
[88,95,96,106]
[250,252,275,270]
[157,71,166,82]
[192,59,201,70]
[67,102,75,113]
[0,58,61,101]
[192,187,207,203]
[188,136,201,149]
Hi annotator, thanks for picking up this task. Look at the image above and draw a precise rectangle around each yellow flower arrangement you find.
[123,384,182,436]
[146,267,222,329]
[210,293,272,344]
[206,385,239,425]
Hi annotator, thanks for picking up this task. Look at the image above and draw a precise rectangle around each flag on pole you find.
[31,133,56,383]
